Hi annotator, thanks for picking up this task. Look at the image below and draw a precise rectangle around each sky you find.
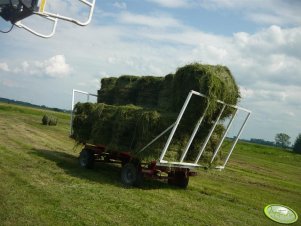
[0,0,301,142]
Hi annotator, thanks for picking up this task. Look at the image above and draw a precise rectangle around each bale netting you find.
[73,63,240,161]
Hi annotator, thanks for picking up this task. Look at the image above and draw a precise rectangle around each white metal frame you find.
[35,0,96,26]
[13,0,96,38]
[140,90,251,169]
[70,89,251,170]
[15,15,58,38]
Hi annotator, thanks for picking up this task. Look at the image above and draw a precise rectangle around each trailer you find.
[79,143,195,188]
[72,89,251,188]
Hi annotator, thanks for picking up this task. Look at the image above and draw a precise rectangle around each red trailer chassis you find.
[79,144,197,188]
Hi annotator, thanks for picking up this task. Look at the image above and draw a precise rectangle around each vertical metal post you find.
[210,108,238,163]
[180,102,209,162]
[87,94,90,102]
[194,104,226,164]
[222,112,251,167]
[159,91,194,162]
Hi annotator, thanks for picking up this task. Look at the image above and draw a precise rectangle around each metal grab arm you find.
[35,0,96,26]
[15,15,58,38]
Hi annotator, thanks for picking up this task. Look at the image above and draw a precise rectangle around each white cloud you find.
[0,62,9,72]
[9,55,72,78]
[77,78,100,89]
[45,0,86,20]
[44,55,72,77]
[113,2,127,10]
[247,13,288,26]
[165,0,301,26]
[118,12,182,28]
[240,86,254,99]
[0,79,21,88]
[147,0,190,8]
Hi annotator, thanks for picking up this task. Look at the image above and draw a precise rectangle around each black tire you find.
[168,171,176,185]
[121,163,143,187]
[79,149,94,169]
[168,171,189,188]
[175,171,189,188]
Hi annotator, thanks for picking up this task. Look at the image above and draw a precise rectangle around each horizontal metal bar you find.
[70,89,98,135]
[190,90,252,113]
[157,160,201,168]
[80,0,94,7]
[190,90,208,98]
[35,0,95,26]
[216,100,251,113]
[215,166,225,170]
[73,89,98,97]
[15,16,57,38]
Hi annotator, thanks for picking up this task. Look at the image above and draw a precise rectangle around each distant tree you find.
[275,133,291,148]
[293,134,301,154]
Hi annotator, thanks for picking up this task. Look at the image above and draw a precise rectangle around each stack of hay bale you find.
[72,63,240,161]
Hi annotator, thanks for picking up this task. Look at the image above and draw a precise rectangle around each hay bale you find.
[42,114,58,126]
[98,63,239,118]
[42,114,49,125]
[98,75,163,108]
[171,63,240,119]
[73,63,240,161]
[73,103,176,160]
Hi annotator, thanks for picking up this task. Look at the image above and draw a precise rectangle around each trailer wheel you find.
[168,171,189,188]
[167,172,175,185]
[121,163,142,187]
[175,171,189,188]
[79,149,94,169]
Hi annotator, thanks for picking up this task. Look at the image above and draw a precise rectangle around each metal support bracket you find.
[35,0,96,26]
[15,15,58,38]
[1,0,96,37]
[156,90,251,169]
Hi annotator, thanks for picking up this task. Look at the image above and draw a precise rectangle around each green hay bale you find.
[72,103,96,142]
[73,103,177,160]
[73,63,240,161]
[42,114,49,125]
[172,64,237,110]
[72,102,225,161]
[42,114,58,126]
[98,63,240,119]
[98,75,163,108]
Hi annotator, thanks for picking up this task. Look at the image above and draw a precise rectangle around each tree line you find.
[275,133,301,154]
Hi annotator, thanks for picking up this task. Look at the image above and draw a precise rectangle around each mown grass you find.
[0,102,300,225]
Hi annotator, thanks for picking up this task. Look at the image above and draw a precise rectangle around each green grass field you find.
[0,103,300,225]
